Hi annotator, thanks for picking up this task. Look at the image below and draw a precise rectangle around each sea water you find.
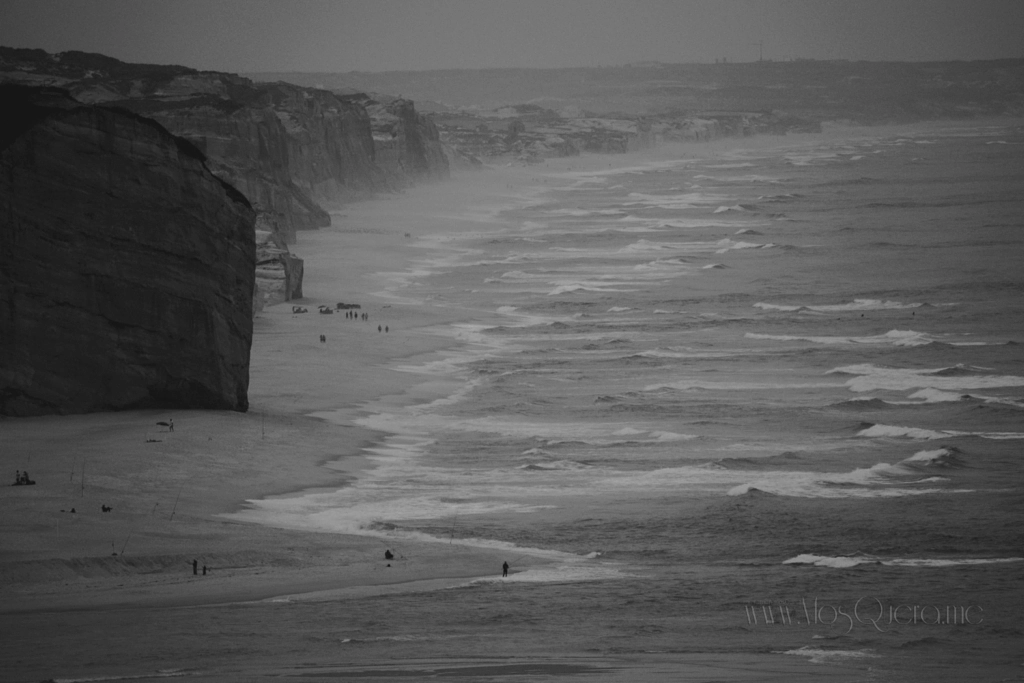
[229,122,1024,678]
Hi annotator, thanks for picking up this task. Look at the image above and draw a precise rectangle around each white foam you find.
[718,239,771,252]
[547,282,635,296]
[784,554,1024,568]
[903,448,952,464]
[831,364,1024,392]
[726,458,969,498]
[616,215,755,229]
[645,380,842,392]
[624,191,731,209]
[747,330,936,347]
[857,423,1024,440]
[547,208,626,217]
[907,388,963,403]
[650,431,698,442]
[785,151,840,166]
[754,299,923,312]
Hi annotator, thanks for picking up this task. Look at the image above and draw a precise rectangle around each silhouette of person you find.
[385,549,394,560]
[192,559,198,575]
[502,561,509,577]
[378,325,382,332]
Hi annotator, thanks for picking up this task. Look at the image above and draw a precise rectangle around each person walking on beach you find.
[192,559,198,575]
[502,561,509,577]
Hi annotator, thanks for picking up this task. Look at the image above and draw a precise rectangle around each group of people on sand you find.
[12,470,35,486]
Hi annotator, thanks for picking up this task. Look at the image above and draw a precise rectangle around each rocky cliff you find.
[363,97,451,187]
[0,85,255,416]
[0,48,451,310]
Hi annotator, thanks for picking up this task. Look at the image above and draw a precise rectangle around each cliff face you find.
[366,98,451,187]
[0,48,451,310]
[258,83,386,208]
[253,223,303,314]
[0,85,255,416]
[148,97,331,244]
[0,48,449,229]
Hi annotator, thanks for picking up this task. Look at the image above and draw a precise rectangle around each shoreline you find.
[2,121,1023,682]
[0,152,587,615]
[2,120,1010,612]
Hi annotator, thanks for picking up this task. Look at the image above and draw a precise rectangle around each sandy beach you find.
[0,152,656,680]
[3,127,1021,682]
[0,158,564,600]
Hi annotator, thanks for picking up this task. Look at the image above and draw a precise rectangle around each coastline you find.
[0,124,992,612]
[0,154,593,616]
[3,122,1023,682]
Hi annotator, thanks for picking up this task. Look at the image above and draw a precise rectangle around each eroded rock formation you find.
[0,85,255,416]
[365,97,451,186]
[0,48,451,311]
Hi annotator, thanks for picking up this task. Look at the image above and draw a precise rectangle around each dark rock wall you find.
[369,99,450,186]
[253,223,304,314]
[0,87,255,416]
[258,83,386,208]
[116,90,333,245]
[0,49,452,313]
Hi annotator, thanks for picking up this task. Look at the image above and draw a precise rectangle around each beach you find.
[2,123,1023,682]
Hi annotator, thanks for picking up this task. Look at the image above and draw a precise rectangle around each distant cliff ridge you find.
[0,85,256,416]
[257,59,1024,121]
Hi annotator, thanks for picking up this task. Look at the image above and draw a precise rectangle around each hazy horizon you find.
[2,0,1023,75]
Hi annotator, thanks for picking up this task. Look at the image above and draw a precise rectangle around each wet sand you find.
[3,130,1018,681]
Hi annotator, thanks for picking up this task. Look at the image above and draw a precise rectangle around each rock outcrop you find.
[254,223,304,314]
[0,48,452,311]
[364,97,451,187]
[0,85,255,416]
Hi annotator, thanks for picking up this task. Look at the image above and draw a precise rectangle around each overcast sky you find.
[2,0,1022,73]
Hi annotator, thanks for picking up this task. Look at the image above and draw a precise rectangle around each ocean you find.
[227,121,1024,680]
